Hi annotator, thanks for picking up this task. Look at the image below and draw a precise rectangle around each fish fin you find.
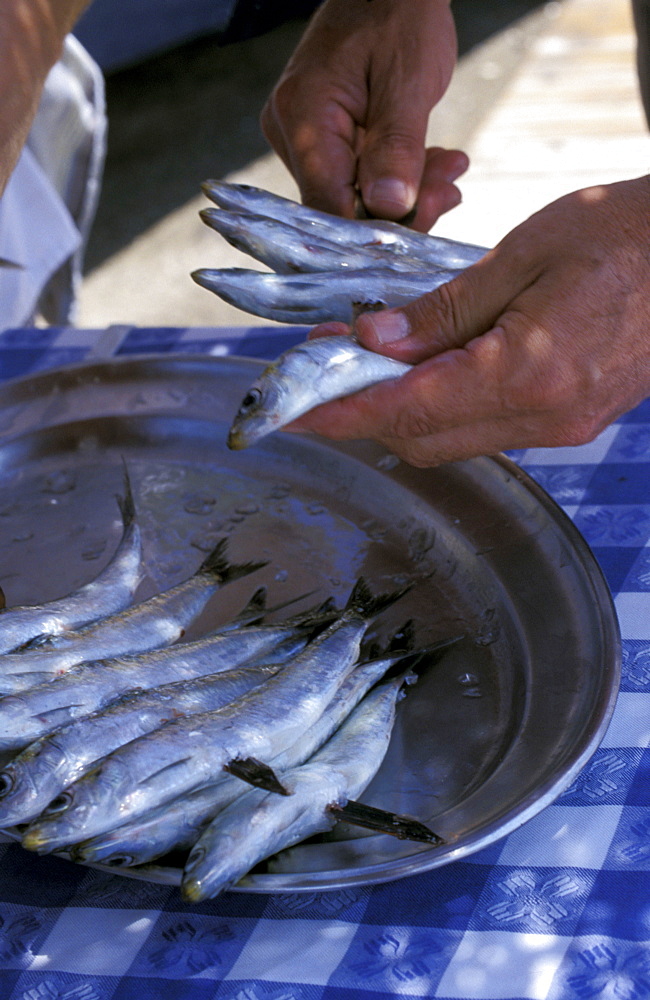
[13,632,57,651]
[377,634,465,687]
[197,538,268,583]
[263,589,321,621]
[224,756,290,795]
[235,586,268,625]
[114,459,137,530]
[329,800,445,845]
[361,618,416,661]
[345,577,411,621]
[386,619,416,653]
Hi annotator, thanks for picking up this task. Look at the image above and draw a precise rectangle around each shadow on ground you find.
[85,0,549,272]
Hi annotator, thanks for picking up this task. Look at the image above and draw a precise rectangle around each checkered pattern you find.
[0,325,649,1000]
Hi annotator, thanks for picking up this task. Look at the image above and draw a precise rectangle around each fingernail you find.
[365,179,415,215]
[361,310,411,345]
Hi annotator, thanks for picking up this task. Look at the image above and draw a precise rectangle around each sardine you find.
[0,659,291,826]
[0,539,266,693]
[199,208,431,274]
[201,179,487,270]
[180,676,408,900]
[22,578,406,852]
[0,469,143,655]
[69,648,417,867]
[191,265,456,325]
[0,618,312,750]
[227,334,411,450]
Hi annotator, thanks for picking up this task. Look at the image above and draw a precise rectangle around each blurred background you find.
[73,0,649,329]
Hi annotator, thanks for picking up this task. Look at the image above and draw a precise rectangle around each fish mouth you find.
[227,428,248,451]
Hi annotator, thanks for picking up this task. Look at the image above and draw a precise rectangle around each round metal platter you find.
[0,354,620,892]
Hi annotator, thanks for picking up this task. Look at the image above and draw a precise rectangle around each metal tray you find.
[0,354,620,891]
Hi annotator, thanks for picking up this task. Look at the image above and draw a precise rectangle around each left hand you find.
[287,176,650,466]
[261,0,468,231]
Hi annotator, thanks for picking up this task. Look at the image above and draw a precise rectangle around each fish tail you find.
[114,460,137,530]
[197,538,268,583]
[345,577,411,621]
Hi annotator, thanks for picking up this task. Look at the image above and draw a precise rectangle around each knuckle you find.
[409,279,466,350]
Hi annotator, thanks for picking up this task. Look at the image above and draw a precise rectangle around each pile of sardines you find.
[192,181,489,451]
[192,179,487,325]
[0,470,449,900]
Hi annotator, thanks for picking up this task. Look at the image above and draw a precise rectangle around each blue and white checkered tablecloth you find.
[0,324,649,1000]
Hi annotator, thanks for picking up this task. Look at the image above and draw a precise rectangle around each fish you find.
[69,645,427,867]
[0,659,293,826]
[180,675,419,900]
[21,578,407,852]
[0,468,144,655]
[191,265,457,325]
[201,179,487,270]
[0,616,314,750]
[199,208,431,274]
[0,538,266,694]
[227,334,411,450]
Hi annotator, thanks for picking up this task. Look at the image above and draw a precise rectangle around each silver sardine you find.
[227,335,411,450]
[199,208,431,274]
[201,179,487,269]
[0,539,265,693]
[0,659,291,826]
[0,469,143,655]
[0,619,310,750]
[191,265,456,325]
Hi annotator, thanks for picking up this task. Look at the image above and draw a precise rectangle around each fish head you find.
[227,364,304,450]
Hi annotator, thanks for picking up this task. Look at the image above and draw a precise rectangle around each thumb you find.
[353,251,526,363]
[356,109,428,221]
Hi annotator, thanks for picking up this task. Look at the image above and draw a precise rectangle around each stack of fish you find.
[192,179,487,325]
[190,181,489,451]
[0,470,448,899]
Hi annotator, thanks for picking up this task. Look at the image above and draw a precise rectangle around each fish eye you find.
[238,388,262,415]
[43,791,72,815]
[106,855,134,867]
[0,772,14,797]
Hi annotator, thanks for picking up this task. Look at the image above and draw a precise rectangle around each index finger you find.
[262,89,359,218]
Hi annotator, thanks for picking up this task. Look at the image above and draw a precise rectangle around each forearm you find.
[0,0,90,194]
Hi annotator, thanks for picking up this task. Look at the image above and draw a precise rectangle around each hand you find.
[289,176,650,465]
[261,0,468,231]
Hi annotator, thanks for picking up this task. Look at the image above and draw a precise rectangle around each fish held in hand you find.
[228,335,411,450]
[191,265,455,325]
[201,179,487,269]
[199,207,431,274]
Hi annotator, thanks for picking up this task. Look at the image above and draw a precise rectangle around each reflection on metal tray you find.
[0,354,620,891]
